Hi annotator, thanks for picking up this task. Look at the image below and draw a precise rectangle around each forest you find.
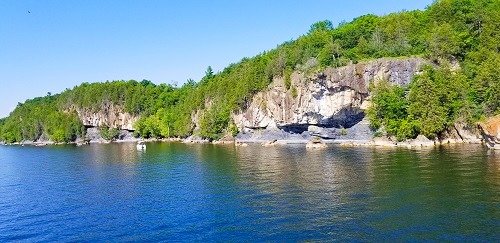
[1,0,498,143]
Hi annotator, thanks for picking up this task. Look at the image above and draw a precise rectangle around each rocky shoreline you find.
[2,116,498,150]
[2,133,494,150]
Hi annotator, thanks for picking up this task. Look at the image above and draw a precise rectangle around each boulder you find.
[307,125,336,139]
[306,137,327,149]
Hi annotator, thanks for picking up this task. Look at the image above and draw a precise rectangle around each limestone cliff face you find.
[479,115,500,149]
[73,103,139,131]
[233,57,425,133]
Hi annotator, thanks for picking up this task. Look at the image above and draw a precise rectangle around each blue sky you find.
[0,0,433,118]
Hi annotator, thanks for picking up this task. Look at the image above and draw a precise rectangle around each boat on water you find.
[136,141,146,150]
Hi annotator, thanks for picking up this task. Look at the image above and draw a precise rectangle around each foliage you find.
[199,105,231,141]
[340,128,348,136]
[368,65,470,140]
[291,85,298,98]
[309,20,334,33]
[367,80,417,141]
[0,96,84,143]
[100,126,120,141]
[366,0,499,140]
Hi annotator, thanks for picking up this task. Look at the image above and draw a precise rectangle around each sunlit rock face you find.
[479,115,500,149]
[74,103,139,130]
[233,57,425,135]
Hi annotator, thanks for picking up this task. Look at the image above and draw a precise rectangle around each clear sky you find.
[0,0,434,118]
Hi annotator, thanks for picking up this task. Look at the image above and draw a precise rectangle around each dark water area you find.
[0,143,498,241]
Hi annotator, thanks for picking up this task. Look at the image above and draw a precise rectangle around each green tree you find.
[473,52,500,115]
[204,66,214,80]
[408,70,448,138]
[309,20,333,33]
[427,23,461,63]
[100,126,120,141]
[367,80,417,140]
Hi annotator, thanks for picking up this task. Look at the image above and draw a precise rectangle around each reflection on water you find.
[0,143,498,241]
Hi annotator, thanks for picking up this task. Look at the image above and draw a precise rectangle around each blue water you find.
[0,143,498,241]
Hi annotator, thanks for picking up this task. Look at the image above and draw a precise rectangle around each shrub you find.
[100,126,120,141]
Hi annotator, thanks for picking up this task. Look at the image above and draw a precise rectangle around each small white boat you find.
[136,141,146,150]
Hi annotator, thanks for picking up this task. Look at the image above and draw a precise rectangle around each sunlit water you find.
[0,143,498,241]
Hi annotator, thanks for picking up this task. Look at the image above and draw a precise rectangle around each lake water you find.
[0,143,498,241]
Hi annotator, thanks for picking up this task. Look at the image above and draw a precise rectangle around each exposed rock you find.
[183,135,210,144]
[35,132,51,144]
[307,125,336,139]
[236,128,309,142]
[73,103,139,130]
[118,130,135,141]
[85,127,106,143]
[76,140,89,146]
[372,137,397,147]
[338,118,374,140]
[216,134,235,144]
[262,139,278,147]
[453,123,482,144]
[235,142,248,147]
[190,109,204,134]
[372,135,435,148]
[212,139,233,145]
[409,135,435,147]
[233,57,425,138]
[439,128,464,145]
[306,138,327,149]
[479,115,500,149]
[434,123,481,145]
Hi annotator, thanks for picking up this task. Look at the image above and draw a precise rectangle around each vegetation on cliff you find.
[0,0,498,143]
[0,95,84,143]
[367,0,499,140]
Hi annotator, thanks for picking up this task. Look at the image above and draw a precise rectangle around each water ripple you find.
[0,143,498,241]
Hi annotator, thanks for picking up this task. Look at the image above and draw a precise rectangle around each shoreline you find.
[2,136,494,149]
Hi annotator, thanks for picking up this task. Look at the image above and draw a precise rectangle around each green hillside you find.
[1,0,498,143]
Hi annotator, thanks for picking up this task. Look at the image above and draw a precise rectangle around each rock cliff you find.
[479,116,500,149]
[73,103,138,131]
[233,57,425,139]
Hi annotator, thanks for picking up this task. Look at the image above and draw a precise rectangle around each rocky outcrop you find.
[479,116,500,149]
[233,57,425,139]
[438,123,482,144]
[73,103,139,130]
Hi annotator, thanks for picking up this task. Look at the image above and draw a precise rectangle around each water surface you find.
[0,143,498,241]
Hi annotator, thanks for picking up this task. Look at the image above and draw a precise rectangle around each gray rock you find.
[232,57,425,138]
[118,130,135,140]
[410,135,435,147]
[85,127,105,143]
[307,125,336,139]
[71,103,139,130]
